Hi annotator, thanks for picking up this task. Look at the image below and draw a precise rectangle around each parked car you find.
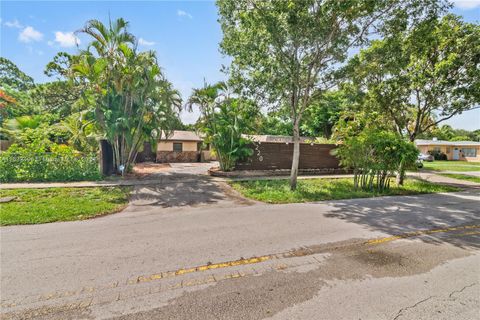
[418,153,434,162]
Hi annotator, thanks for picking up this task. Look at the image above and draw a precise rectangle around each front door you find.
[452,148,460,160]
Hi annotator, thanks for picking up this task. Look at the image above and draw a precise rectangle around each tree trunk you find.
[290,119,300,191]
[397,134,416,185]
[112,136,121,174]
[396,160,405,185]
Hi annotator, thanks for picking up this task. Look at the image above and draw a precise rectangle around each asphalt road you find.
[1,178,479,319]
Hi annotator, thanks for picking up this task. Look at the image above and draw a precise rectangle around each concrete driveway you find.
[1,185,479,319]
[134,161,219,177]
[126,161,255,210]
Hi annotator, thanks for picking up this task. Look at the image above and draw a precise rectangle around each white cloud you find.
[453,0,480,9]
[5,19,23,29]
[138,37,155,46]
[18,26,43,43]
[53,31,80,47]
[177,10,193,19]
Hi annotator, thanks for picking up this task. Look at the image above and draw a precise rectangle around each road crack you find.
[448,282,478,299]
[393,282,479,320]
[392,296,435,320]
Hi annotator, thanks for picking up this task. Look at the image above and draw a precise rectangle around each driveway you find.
[133,161,219,177]
[126,161,256,210]
[1,187,479,319]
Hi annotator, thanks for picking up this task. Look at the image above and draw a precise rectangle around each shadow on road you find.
[126,173,240,209]
[324,189,480,249]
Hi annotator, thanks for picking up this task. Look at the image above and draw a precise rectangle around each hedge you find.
[0,145,101,182]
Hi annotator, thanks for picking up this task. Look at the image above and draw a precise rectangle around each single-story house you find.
[415,139,480,162]
[156,130,215,163]
[130,132,342,172]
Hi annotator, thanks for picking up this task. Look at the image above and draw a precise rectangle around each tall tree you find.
[43,52,85,119]
[0,57,34,91]
[300,90,350,139]
[344,14,480,183]
[31,82,84,119]
[217,0,446,190]
[346,14,479,142]
[0,58,38,119]
[258,111,293,136]
[70,18,181,174]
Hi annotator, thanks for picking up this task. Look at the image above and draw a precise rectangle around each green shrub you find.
[428,149,448,161]
[336,129,418,191]
[0,144,101,182]
[197,95,257,171]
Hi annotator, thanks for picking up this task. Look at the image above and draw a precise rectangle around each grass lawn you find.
[0,187,132,226]
[422,160,480,172]
[439,173,480,184]
[230,178,459,204]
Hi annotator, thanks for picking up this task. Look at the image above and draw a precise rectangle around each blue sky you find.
[1,0,479,129]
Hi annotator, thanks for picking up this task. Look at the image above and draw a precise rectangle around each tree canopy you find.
[68,18,182,173]
[0,57,34,91]
[187,82,258,171]
[217,0,447,190]
[344,14,480,142]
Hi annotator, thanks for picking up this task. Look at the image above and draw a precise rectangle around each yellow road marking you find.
[453,231,480,236]
[366,225,480,245]
[132,255,273,284]
[7,224,478,311]
[132,225,480,285]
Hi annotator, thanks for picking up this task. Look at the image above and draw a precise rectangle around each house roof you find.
[158,131,324,144]
[415,139,480,146]
[242,134,313,144]
[160,130,203,142]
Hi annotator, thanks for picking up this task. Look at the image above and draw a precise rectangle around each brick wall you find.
[156,151,199,163]
[235,142,339,170]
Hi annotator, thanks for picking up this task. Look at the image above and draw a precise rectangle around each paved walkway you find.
[440,171,480,178]
[0,178,173,189]
[1,169,479,190]
[408,171,480,188]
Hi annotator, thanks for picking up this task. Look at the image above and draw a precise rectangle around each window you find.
[463,148,477,157]
[446,147,450,154]
[173,142,183,152]
[433,147,441,152]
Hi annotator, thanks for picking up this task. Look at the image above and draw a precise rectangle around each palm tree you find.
[0,115,43,141]
[78,18,135,58]
[185,81,226,115]
[72,18,181,174]
[59,112,98,152]
[187,82,255,171]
